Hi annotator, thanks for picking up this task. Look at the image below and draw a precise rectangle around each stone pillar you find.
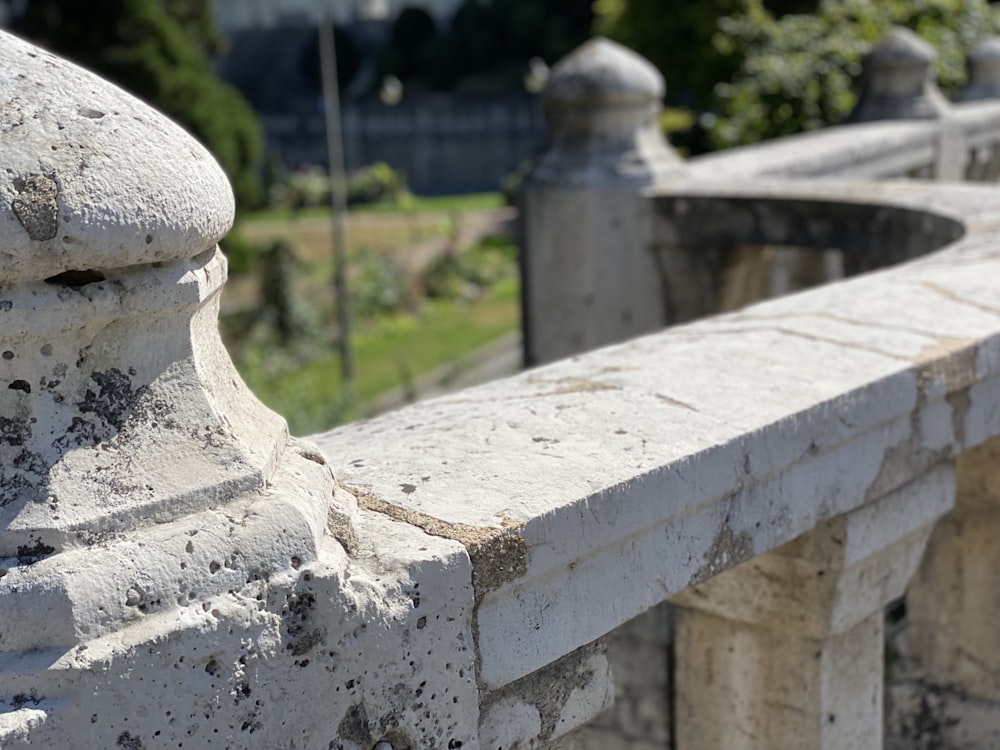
[891,437,1000,746]
[520,37,685,367]
[0,31,483,749]
[959,37,1000,102]
[671,468,951,750]
[847,26,951,123]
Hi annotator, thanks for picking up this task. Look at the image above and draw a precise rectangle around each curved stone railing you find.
[4,23,1000,750]
[318,175,1000,748]
[521,32,1000,368]
[505,27,1000,750]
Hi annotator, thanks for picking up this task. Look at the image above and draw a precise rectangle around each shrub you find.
[352,251,414,318]
[346,162,408,206]
[421,234,517,300]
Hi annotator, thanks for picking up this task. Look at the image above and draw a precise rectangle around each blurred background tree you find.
[594,0,1000,152]
[12,0,265,210]
[375,0,593,93]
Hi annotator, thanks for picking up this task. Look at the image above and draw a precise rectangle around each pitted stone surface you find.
[0,29,489,748]
[0,30,233,284]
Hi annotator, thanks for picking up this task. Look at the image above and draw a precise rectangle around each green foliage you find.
[12,0,265,209]
[352,252,414,318]
[709,0,1000,148]
[421,234,518,300]
[219,230,260,275]
[270,162,409,211]
[259,240,316,344]
[234,342,358,434]
[594,0,1000,150]
[164,0,226,56]
[347,162,409,206]
[228,237,521,435]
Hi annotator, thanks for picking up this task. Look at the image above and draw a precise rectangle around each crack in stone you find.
[916,280,1000,317]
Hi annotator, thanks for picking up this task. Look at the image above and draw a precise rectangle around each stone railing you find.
[3,25,1000,750]
[521,28,1000,366]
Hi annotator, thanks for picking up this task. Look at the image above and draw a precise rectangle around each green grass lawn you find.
[236,278,520,436]
[243,192,505,223]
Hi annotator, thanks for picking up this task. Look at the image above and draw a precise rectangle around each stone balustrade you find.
[3,23,1000,750]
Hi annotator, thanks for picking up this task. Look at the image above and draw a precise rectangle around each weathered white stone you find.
[899,438,1000,742]
[316,177,1000,700]
[8,27,1000,749]
[887,681,1000,749]
[669,469,950,750]
[0,30,488,749]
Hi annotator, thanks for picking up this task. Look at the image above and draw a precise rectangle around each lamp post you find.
[318,2,353,385]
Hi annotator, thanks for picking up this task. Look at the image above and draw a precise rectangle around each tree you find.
[593,0,744,112]
[408,0,594,92]
[391,7,438,79]
[165,0,227,56]
[709,0,1000,148]
[12,0,265,209]
[594,0,1000,151]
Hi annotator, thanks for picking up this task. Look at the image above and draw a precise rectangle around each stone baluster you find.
[0,30,482,749]
[891,437,1000,746]
[670,468,953,750]
[519,37,685,367]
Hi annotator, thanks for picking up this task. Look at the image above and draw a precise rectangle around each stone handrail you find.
[3,24,1000,750]
[318,176,1000,748]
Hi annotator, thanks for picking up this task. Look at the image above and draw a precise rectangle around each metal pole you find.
[318,2,353,384]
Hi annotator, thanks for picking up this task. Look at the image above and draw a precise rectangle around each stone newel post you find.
[847,26,950,123]
[520,37,684,367]
[0,31,480,749]
[960,37,1000,102]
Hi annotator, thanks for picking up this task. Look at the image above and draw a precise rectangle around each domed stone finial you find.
[543,36,664,107]
[529,36,683,187]
[0,34,235,284]
[847,26,950,123]
[0,28,283,555]
[0,29,372,746]
[960,36,1000,102]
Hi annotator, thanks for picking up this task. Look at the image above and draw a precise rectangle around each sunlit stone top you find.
[543,36,664,107]
[0,30,234,286]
